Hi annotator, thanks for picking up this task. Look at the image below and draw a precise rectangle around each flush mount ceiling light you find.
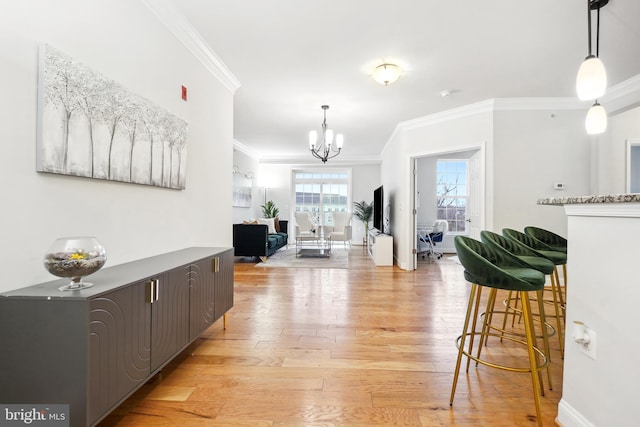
[372,63,402,86]
[309,105,343,164]
[576,0,608,101]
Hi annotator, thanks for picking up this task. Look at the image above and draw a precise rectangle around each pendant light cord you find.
[587,0,592,56]
[588,0,603,57]
[596,5,600,57]
[593,2,602,104]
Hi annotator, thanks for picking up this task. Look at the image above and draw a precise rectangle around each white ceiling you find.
[171,0,640,163]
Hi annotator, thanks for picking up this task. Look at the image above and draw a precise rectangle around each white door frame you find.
[625,138,640,193]
[410,142,486,270]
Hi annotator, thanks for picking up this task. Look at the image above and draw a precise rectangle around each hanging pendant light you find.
[576,0,609,134]
[576,56,607,101]
[309,105,343,163]
[576,0,608,101]
[585,101,607,135]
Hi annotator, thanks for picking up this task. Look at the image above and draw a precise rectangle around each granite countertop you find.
[537,193,640,205]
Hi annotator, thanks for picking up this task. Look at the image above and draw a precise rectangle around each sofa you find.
[233,220,288,262]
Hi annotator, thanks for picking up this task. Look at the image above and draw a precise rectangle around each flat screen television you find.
[373,185,384,233]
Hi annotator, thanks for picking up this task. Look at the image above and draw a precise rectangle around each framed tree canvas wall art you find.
[232,172,252,208]
[37,45,189,189]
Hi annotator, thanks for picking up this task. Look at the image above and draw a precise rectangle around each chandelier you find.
[309,105,343,163]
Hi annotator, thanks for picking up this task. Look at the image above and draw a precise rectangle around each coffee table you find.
[296,233,332,258]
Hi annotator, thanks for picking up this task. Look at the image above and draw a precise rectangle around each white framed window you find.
[436,159,468,233]
[293,170,351,226]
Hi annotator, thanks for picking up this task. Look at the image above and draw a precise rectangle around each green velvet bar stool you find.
[503,228,568,333]
[524,226,567,254]
[481,230,563,358]
[524,226,568,298]
[450,236,549,427]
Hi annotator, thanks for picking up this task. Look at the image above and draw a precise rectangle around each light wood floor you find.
[99,248,564,426]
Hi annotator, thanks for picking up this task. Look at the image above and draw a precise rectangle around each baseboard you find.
[557,399,596,427]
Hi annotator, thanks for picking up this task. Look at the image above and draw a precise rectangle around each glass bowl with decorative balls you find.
[43,237,107,291]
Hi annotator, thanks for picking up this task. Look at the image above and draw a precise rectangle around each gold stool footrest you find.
[483,308,557,339]
[456,331,549,373]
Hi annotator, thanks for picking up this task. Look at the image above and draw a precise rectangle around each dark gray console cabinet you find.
[0,247,233,427]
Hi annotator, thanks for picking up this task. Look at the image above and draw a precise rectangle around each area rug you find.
[253,246,349,269]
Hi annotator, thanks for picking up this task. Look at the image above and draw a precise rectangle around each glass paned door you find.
[294,171,350,227]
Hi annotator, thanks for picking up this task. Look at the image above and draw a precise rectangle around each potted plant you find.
[261,200,280,218]
[353,200,373,244]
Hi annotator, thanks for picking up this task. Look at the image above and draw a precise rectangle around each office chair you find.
[429,220,448,258]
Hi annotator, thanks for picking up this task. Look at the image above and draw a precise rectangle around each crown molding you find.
[382,99,495,156]
[257,154,382,166]
[383,72,640,152]
[492,97,589,111]
[396,99,495,133]
[601,73,640,114]
[233,138,381,165]
[140,0,241,94]
[233,140,260,160]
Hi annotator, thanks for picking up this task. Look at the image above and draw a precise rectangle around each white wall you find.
[558,205,640,427]
[350,164,381,244]
[232,149,260,223]
[383,102,603,270]
[383,108,494,270]
[416,156,438,228]
[259,163,293,224]
[0,0,233,292]
[380,129,405,263]
[492,108,590,236]
[598,105,640,194]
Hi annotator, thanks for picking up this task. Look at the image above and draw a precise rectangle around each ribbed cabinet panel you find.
[151,269,190,372]
[189,257,216,340]
[214,249,234,320]
[89,281,150,425]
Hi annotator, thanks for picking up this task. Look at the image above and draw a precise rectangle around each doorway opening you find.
[411,146,484,270]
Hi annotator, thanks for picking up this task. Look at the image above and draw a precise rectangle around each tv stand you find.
[367,230,393,266]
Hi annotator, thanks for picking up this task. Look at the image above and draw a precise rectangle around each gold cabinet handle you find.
[147,279,155,304]
[147,278,160,303]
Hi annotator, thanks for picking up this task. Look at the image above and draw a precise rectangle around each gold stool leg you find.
[554,266,566,313]
[500,290,516,342]
[535,289,553,391]
[511,292,523,327]
[557,265,567,326]
[500,290,512,341]
[549,272,564,358]
[475,288,497,366]
[451,283,479,405]
[521,291,544,427]
[465,285,484,373]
